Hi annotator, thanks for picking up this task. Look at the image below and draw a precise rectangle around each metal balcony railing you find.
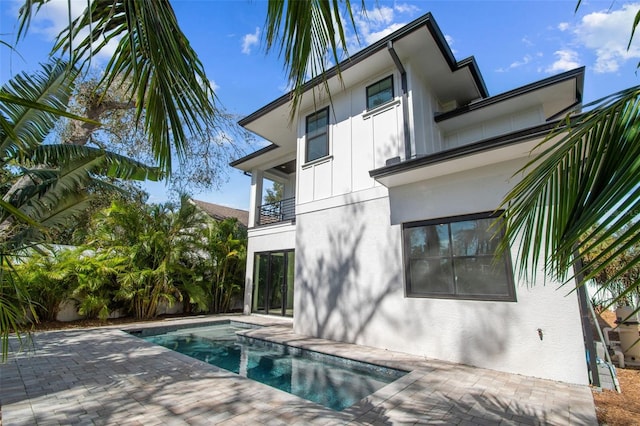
[257,197,296,226]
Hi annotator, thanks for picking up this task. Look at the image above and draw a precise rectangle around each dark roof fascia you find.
[229,144,279,167]
[456,56,488,98]
[424,19,489,98]
[238,12,488,127]
[434,67,585,123]
[369,120,564,180]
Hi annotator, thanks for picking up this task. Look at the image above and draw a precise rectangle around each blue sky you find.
[2,0,640,209]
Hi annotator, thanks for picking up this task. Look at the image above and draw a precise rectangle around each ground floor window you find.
[253,250,294,316]
[403,212,515,301]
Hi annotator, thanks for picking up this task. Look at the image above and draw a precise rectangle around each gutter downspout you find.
[573,249,600,387]
[387,41,412,161]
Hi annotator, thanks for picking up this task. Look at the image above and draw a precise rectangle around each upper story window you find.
[403,212,515,302]
[366,76,394,109]
[305,107,329,163]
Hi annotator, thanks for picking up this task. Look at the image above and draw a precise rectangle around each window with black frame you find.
[305,107,329,163]
[403,212,515,301]
[366,76,394,109]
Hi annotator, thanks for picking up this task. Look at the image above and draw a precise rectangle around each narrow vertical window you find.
[305,107,329,163]
[366,76,394,109]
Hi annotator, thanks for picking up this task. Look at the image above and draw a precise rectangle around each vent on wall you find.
[439,100,458,113]
[385,156,401,166]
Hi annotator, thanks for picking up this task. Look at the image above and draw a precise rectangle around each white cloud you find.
[574,3,640,73]
[241,27,260,55]
[209,80,220,92]
[19,0,86,40]
[558,22,570,32]
[351,3,421,48]
[497,54,534,72]
[545,49,582,73]
[342,4,422,57]
[366,6,394,25]
[522,36,534,47]
[12,0,118,62]
[394,3,420,14]
[365,23,406,45]
[444,34,457,54]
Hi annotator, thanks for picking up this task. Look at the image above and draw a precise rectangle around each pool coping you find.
[118,314,597,422]
[2,314,598,425]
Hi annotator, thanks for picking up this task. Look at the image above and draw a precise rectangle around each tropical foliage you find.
[582,225,640,308]
[498,86,640,311]
[492,4,640,318]
[0,59,160,359]
[17,0,218,175]
[6,0,638,366]
[13,197,247,322]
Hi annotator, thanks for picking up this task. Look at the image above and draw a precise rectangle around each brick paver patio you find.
[0,315,597,425]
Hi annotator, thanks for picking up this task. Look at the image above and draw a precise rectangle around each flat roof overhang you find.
[229,145,297,174]
[369,121,563,188]
[434,67,584,133]
[231,12,489,170]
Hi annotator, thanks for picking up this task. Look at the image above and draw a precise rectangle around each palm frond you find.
[30,144,162,181]
[264,0,363,117]
[0,60,80,161]
[499,85,640,307]
[43,0,216,175]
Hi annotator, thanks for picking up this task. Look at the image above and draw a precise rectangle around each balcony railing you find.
[257,197,296,226]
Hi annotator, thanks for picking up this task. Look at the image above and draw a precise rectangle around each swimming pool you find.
[136,321,407,411]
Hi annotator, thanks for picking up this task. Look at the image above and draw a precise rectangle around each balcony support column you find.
[248,169,264,227]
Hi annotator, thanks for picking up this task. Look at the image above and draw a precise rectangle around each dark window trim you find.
[253,249,295,317]
[305,107,330,163]
[402,211,516,302]
[237,13,488,128]
[366,75,395,110]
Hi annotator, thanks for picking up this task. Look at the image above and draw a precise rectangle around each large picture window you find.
[403,212,515,301]
[366,76,394,109]
[305,107,329,163]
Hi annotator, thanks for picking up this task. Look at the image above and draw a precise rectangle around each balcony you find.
[257,197,296,226]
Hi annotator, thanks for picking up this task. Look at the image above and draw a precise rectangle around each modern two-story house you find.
[231,12,589,385]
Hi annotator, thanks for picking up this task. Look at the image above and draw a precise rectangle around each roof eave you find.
[229,144,279,168]
[369,120,564,181]
[434,67,585,123]
[238,12,488,128]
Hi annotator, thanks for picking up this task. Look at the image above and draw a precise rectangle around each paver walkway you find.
[1,315,597,425]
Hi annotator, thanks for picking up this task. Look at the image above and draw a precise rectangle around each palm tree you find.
[498,86,640,311]
[14,0,362,152]
[12,0,639,334]
[0,61,160,358]
[16,0,217,175]
[89,196,212,319]
[0,61,160,246]
[15,248,72,321]
[200,218,247,314]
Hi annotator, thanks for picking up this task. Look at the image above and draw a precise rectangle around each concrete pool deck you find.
[1,315,597,425]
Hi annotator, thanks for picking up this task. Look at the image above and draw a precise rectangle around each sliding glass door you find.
[252,250,294,317]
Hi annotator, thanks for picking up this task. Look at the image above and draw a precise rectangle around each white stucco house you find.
[231,13,589,385]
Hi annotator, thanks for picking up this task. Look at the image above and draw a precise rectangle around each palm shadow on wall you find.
[294,196,403,343]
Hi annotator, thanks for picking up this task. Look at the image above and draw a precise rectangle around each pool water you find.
[139,322,406,411]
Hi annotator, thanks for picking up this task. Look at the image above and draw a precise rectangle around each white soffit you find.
[393,26,482,105]
[232,146,296,173]
[374,138,543,188]
[436,79,578,133]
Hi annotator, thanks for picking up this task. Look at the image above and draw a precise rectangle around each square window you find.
[366,76,394,109]
[403,212,515,301]
[305,108,329,162]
